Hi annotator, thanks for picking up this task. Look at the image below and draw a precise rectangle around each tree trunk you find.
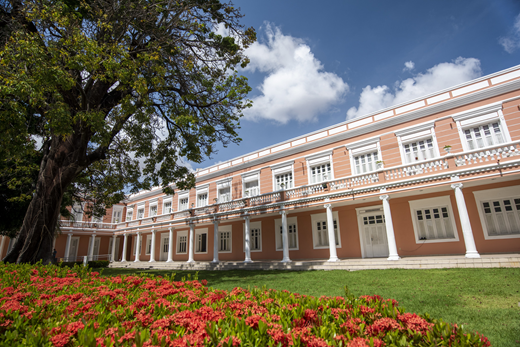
[3,136,84,264]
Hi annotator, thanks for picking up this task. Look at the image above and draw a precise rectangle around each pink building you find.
[2,64,520,264]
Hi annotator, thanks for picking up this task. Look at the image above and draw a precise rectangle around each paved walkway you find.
[109,253,520,271]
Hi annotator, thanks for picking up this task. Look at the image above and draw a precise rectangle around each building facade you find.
[2,65,520,264]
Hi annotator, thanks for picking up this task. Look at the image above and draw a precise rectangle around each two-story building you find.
[2,64,520,265]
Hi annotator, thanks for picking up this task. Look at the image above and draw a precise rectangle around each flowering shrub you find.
[0,263,490,346]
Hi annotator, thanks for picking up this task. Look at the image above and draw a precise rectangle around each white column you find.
[134,232,141,262]
[212,220,219,263]
[0,236,5,259]
[64,233,72,261]
[187,223,195,263]
[451,183,480,258]
[280,210,291,262]
[121,233,128,262]
[110,235,117,262]
[166,227,174,263]
[379,195,400,261]
[244,215,252,263]
[325,203,339,262]
[149,229,156,262]
[88,234,96,261]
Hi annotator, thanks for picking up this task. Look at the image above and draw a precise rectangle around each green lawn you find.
[99,267,520,347]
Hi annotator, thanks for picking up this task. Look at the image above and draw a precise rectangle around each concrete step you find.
[107,254,520,271]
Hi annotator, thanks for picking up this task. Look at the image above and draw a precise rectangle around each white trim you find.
[162,198,173,214]
[160,232,170,261]
[149,202,158,217]
[145,234,152,255]
[243,221,262,252]
[310,211,342,249]
[408,196,460,244]
[473,185,520,240]
[111,206,123,224]
[271,161,295,191]
[176,230,188,254]
[455,108,511,151]
[355,206,388,259]
[218,225,232,253]
[178,191,189,211]
[195,228,209,254]
[274,216,299,251]
[346,136,380,151]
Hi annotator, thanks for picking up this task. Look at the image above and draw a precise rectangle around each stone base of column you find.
[133,259,140,263]
[243,259,253,263]
[149,259,156,263]
[166,259,173,263]
[387,255,401,261]
[281,258,291,263]
[186,259,195,263]
[465,251,480,258]
[211,260,219,264]
[327,256,339,262]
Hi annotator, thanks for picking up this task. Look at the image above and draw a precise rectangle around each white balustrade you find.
[454,142,520,167]
[385,159,448,181]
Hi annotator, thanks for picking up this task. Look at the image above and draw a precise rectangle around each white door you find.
[160,233,169,261]
[108,238,121,261]
[68,237,79,261]
[93,238,100,260]
[358,209,389,258]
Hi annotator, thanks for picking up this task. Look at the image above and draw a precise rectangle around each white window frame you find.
[194,228,208,254]
[145,234,152,255]
[243,221,262,252]
[176,231,188,254]
[162,198,172,215]
[216,179,232,203]
[196,185,209,208]
[136,204,145,219]
[306,151,334,184]
[347,137,382,175]
[218,225,232,253]
[132,234,142,255]
[395,122,440,164]
[242,170,261,198]
[474,185,520,240]
[149,201,158,217]
[310,212,342,249]
[71,203,84,222]
[178,191,189,211]
[274,216,299,251]
[126,208,133,222]
[408,196,459,244]
[453,104,511,152]
[112,206,123,223]
[271,160,295,191]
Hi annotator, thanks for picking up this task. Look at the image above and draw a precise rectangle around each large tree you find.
[0,0,255,263]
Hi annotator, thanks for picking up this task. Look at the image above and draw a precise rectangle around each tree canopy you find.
[0,0,256,263]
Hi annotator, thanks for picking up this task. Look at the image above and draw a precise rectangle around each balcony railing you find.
[454,142,520,167]
[62,141,520,232]
[60,221,116,229]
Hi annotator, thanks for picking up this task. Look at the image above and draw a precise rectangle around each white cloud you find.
[244,23,348,124]
[499,13,520,53]
[346,57,482,119]
[403,61,415,72]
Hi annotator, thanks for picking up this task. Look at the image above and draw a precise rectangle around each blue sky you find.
[194,0,520,170]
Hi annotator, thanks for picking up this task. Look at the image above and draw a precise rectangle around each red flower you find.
[50,333,71,347]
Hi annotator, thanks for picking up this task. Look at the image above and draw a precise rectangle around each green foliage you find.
[58,260,109,268]
[0,263,492,346]
[0,0,255,220]
[101,268,520,347]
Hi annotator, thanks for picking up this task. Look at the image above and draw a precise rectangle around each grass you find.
[99,267,520,347]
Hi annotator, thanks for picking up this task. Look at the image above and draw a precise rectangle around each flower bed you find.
[0,263,490,346]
